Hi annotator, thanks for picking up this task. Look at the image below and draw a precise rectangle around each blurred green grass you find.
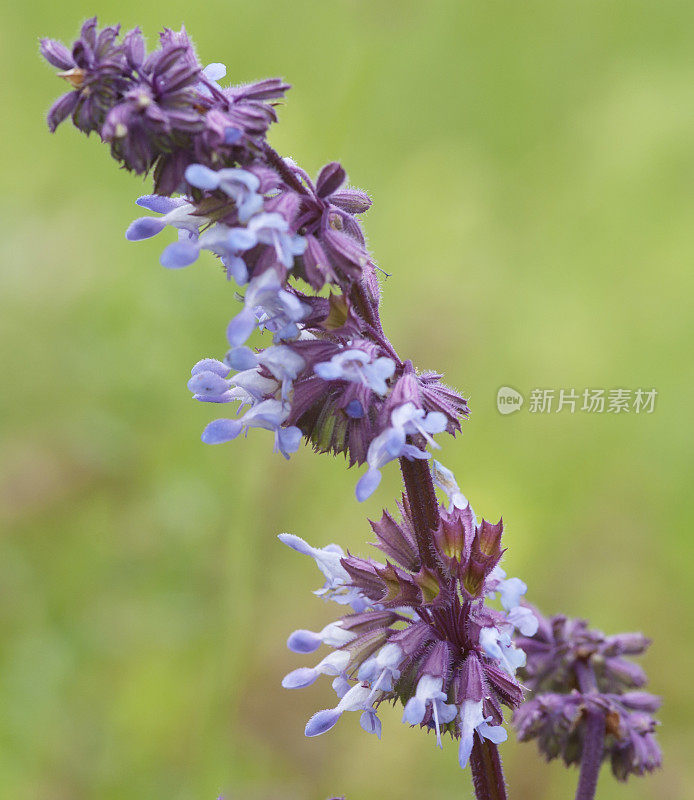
[1,1,692,798]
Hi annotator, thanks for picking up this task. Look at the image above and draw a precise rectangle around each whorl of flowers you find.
[42,19,660,800]
[280,496,538,770]
[41,18,468,501]
[513,610,662,782]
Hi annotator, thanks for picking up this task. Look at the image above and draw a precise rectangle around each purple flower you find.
[384,361,470,438]
[197,77,290,155]
[355,425,430,502]
[41,18,128,134]
[163,223,258,275]
[403,673,458,748]
[513,608,660,782]
[304,683,377,738]
[42,21,290,192]
[354,402,446,502]
[280,500,531,769]
[277,533,367,609]
[185,164,264,222]
[226,269,309,347]
[314,349,395,396]
[222,344,305,402]
[458,698,507,769]
[286,622,356,654]
[44,20,661,800]
[515,609,652,695]
[101,29,205,175]
[247,212,306,269]
[126,196,199,243]
[187,360,236,403]
[282,649,351,689]
[202,398,302,459]
[514,692,662,781]
[292,162,373,288]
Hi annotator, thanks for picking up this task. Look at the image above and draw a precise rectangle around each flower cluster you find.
[43,19,661,800]
[41,18,289,192]
[280,489,538,770]
[513,610,662,781]
[42,18,469,501]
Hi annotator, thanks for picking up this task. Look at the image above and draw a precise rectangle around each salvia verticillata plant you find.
[41,18,662,799]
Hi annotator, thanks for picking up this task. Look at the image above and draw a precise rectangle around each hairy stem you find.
[262,142,309,196]
[470,737,508,800]
[573,658,605,800]
[399,452,439,570]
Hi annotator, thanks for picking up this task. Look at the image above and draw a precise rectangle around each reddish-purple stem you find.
[470,737,509,800]
[398,452,439,570]
[262,142,309,196]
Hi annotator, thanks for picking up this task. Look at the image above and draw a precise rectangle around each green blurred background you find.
[1,1,692,798]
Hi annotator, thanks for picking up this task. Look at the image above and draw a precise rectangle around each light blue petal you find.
[273,321,300,342]
[187,371,229,396]
[402,696,426,725]
[314,362,342,381]
[357,659,379,683]
[136,195,181,214]
[237,193,264,224]
[478,722,508,744]
[223,255,248,285]
[277,533,313,556]
[400,443,431,461]
[287,629,322,654]
[219,169,260,193]
[384,428,407,459]
[185,164,220,190]
[125,217,165,241]
[226,309,257,347]
[360,711,381,738]
[226,228,257,251]
[499,577,528,612]
[224,127,242,144]
[438,701,459,725]
[281,668,318,689]
[355,469,382,502]
[201,419,243,445]
[507,606,538,637]
[276,426,303,457]
[160,240,200,269]
[345,400,364,419]
[203,62,226,81]
[458,733,474,769]
[290,235,308,256]
[191,359,229,378]
[479,627,504,661]
[423,411,448,434]
[305,709,341,737]
[226,346,258,371]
